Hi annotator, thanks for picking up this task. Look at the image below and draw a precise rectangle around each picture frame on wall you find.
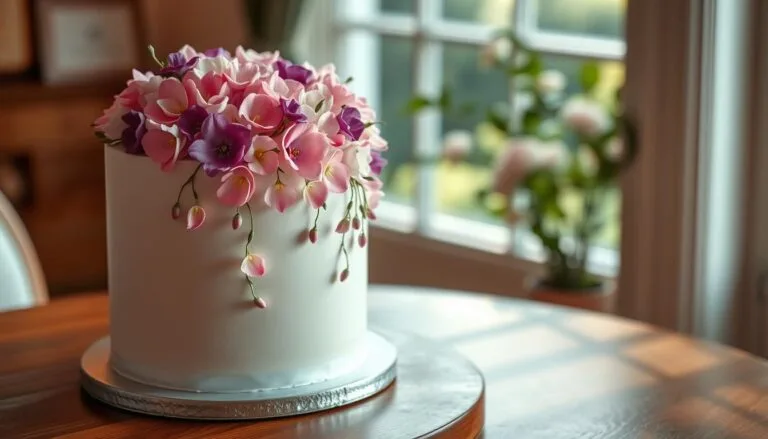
[35,0,142,85]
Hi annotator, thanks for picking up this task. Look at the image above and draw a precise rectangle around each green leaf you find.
[522,110,540,135]
[567,160,587,188]
[438,85,452,110]
[543,200,566,220]
[322,202,327,211]
[527,54,543,76]
[344,76,354,84]
[486,105,510,133]
[511,53,543,76]
[362,176,375,181]
[314,99,325,113]
[483,192,509,216]
[580,61,600,93]
[403,96,433,115]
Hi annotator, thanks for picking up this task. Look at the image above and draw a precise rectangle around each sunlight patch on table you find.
[452,325,579,371]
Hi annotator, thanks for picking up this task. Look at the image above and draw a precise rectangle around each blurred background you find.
[1,0,765,356]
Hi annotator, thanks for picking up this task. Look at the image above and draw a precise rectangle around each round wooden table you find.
[1,285,768,438]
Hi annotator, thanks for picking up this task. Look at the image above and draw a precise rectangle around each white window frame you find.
[319,0,625,279]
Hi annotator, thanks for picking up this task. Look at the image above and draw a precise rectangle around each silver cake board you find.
[80,331,397,421]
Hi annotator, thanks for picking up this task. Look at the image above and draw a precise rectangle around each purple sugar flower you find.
[177,105,209,141]
[160,51,199,77]
[369,150,387,176]
[275,59,313,85]
[337,106,365,141]
[188,113,250,176]
[120,111,147,155]
[204,47,231,58]
[280,98,307,123]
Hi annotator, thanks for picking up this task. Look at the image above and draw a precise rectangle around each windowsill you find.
[372,200,619,280]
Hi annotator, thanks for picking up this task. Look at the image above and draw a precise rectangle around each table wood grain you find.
[2,285,768,438]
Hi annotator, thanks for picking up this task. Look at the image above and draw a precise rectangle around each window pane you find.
[540,56,624,106]
[380,0,413,14]
[435,44,509,224]
[535,0,625,39]
[379,36,415,206]
[442,0,514,27]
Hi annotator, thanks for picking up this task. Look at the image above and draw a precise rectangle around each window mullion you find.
[413,0,443,234]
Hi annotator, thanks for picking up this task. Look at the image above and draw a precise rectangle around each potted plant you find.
[406,30,637,312]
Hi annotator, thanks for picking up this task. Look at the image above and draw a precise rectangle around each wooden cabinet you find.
[0,82,121,295]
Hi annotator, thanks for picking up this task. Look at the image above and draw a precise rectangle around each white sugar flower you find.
[480,37,512,67]
[561,97,611,138]
[536,70,567,95]
[491,138,567,195]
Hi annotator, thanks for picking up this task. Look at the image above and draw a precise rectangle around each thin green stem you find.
[245,203,255,255]
[245,276,258,301]
[148,45,165,67]
[312,207,321,229]
[175,164,202,204]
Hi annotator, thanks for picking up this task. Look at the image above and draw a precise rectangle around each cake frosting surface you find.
[105,146,368,392]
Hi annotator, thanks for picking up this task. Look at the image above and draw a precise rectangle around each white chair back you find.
[0,191,48,311]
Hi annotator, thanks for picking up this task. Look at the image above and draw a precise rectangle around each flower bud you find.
[335,218,350,233]
[231,212,242,230]
[352,217,361,230]
[339,269,350,282]
[186,206,206,231]
[358,233,367,248]
[366,209,377,220]
[171,202,181,219]
[254,297,267,309]
[308,227,318,243]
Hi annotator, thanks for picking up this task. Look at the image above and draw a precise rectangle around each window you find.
[328,0,625,275]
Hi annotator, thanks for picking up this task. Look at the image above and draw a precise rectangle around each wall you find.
[140,0,250,56]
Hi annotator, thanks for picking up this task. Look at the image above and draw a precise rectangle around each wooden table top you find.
[2,286,768,438]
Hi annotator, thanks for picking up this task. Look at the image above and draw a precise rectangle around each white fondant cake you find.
[105,146,368,392]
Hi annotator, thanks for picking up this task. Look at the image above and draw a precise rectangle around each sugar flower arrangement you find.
[93,45,388,308]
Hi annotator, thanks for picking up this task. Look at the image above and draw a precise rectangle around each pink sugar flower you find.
[304,180,328,209]
[264,167,304,213]
[244,135,279,175]
[184,71,230,113]
[282,123,328,180]
[235,46,280,65]
[241,254,266,277]
[261,71,303,100]
[144,77,189,124]
[368,190,383,210]
[186,205,206,231]
[342,143,372,179]
[322,150,350,193]
[238,93,283,133]
[93,102,129,140]
[178,44,199,60]
[360,175,384,210]
[217,166,257,207]
[323,82,356,113]
[224,60,265,90]
[317,112,341,138]
[142,123,183,171]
